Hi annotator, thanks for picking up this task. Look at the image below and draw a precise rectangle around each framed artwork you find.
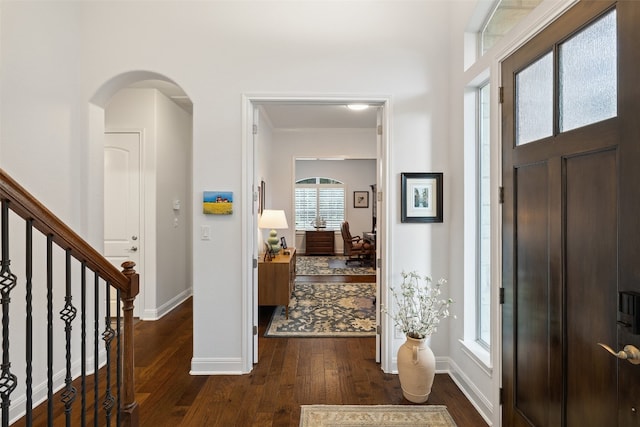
[280,236,288,249]
[263,242,274,262]
[400,172,443,223]
[354,191,369,208]
[203,191,233,215]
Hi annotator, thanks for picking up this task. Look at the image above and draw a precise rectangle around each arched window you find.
[295,177,345,230]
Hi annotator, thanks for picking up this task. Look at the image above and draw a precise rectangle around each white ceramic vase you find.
[397,335,436,403]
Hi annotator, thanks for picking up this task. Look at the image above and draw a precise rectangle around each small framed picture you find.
[401,172,443,223]
[354,191,369,208]
[263,242,274,262]
[280,236,288,249]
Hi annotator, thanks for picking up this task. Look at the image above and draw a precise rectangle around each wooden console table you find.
[305,230,335,255]
[258,248,296,318]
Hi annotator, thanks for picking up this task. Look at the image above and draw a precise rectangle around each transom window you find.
[295,177,345,230]
[515,8,617,145]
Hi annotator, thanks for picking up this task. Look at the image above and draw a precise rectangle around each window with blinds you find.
[295,178,345,230]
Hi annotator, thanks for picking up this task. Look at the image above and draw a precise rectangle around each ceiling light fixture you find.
[346,103,369,111]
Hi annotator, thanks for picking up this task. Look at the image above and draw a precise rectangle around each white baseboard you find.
[190,357,246,375]
[446,357,495,426]
[141,288,192,320]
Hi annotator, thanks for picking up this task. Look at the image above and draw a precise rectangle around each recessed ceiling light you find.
[346,103,369,111]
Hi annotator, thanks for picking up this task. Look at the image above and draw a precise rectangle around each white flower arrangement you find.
[382,271,453,339]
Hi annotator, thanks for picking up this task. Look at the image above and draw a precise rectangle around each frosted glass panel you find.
[516,52,553,146]
[560,9,617,132]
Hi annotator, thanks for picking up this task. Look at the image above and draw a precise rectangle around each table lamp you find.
[258,209,288,255]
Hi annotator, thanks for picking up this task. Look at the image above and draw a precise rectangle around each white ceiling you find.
[258,103,378,129]
[127,79,378,129]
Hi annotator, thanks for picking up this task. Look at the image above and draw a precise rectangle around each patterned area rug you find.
[297,255,375,275]
[299,405,458,426]
[265,282,376,337]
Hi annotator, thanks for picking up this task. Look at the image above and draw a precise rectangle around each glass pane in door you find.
[515,52,553,146]
[559,9,617,132]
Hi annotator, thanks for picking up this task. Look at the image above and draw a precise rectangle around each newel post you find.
[120,261,139,427]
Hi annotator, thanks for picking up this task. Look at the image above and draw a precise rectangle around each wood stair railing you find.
[0,168,139,426]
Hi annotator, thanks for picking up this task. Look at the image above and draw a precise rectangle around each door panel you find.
[514,162,550,427]
[565,149,618,426]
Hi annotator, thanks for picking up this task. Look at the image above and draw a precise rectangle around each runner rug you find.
[265,282,376,337]
[299,405,458,427]
[296,255,375,275]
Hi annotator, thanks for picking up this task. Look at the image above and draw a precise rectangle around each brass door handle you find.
[598,343,640,365]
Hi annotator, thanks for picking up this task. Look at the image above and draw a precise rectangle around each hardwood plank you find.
[23,273,488,427]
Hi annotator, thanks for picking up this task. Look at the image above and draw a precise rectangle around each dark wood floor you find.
[25,274,489,426]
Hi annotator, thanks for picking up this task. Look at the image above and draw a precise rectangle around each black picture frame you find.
[280,236,287,249]
[401,172,443,223]
[354,191,369,208]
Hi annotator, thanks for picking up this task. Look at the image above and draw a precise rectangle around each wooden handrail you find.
[0,168,128,291]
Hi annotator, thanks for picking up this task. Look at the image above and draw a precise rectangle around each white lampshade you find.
[258,210,288,255]
[258,209,288,230]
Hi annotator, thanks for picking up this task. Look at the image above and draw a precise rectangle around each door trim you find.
[241,94,391,373]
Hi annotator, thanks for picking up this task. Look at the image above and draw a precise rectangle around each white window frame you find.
[476,82,491,350]
[461,70,492,371]
[294,178,345,231]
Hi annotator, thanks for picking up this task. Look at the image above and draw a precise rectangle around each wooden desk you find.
[305,230,335,255]
[362,232,376,267]
[258,248,296,318]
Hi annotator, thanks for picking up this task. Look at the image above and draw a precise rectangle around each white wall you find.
[259,127,376,253]
[155,91,193,313]
[294,158,376,253]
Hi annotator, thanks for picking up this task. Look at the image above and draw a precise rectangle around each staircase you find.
[0,169,139,426]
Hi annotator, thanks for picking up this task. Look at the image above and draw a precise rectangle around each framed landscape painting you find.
[203,191,233,215]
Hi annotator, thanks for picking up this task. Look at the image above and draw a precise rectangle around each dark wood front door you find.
[502,1,640,426]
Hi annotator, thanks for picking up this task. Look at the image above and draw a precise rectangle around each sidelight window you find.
[477,83,491,348]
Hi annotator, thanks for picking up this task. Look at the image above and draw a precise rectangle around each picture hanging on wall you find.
[203,191,233,215]
[400,172,443,223]
[354,191,369,208]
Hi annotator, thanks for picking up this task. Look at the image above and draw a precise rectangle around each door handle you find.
[130,246,138,252]
[598,343,640,365]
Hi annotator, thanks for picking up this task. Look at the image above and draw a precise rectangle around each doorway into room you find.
[245,97,389,368]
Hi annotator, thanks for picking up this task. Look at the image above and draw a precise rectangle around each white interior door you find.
[104,131,141,316]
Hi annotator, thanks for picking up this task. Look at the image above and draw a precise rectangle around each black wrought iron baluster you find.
[81,262,87,426]
[47,235,53,427]
[94,273,100,427]
[116,290,121,427]
[25,219,34,425]
[0,200,18,427]
[60,249,77,427]
[102,282,115,427]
